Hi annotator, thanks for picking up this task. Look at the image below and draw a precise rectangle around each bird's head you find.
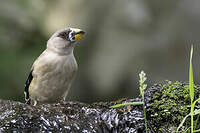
[47,28,85,54]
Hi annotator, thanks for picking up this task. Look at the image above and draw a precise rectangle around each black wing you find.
[24,69,33,104]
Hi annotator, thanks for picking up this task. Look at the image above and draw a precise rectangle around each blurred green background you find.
[1,0,200,103]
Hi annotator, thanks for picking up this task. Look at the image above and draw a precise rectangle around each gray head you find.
[47,28,85,55]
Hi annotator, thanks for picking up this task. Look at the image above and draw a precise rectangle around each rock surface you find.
[0,99,144,133]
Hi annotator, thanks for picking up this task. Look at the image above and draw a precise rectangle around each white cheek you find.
[68,32,75,42]
[69,32,73,39]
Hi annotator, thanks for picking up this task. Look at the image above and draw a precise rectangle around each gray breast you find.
[30,53,78,103]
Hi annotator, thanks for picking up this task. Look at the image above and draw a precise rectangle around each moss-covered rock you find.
[146,81,200,132]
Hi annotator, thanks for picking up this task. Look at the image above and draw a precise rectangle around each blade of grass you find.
[189,44,194,102]
[194,129,200,133]
[177,105,200,132]
[192,98,200,109]
[177,113,190,131]
[177,45,196,132]
[189,44,194,133]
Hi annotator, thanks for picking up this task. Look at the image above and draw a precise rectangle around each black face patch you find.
[57,30,71,40]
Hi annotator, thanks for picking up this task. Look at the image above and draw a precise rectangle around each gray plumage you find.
[24,28,85,105]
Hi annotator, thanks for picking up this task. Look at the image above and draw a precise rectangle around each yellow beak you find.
[70,28,85,41]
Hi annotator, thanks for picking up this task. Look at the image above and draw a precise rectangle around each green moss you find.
[147,81,200,132]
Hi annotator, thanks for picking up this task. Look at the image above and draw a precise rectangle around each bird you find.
[24,28,85,106]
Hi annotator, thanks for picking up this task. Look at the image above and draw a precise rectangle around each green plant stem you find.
[191,101,194,133]
[110,102,143,108]
[142,99,148,133]
[139,71,148,133]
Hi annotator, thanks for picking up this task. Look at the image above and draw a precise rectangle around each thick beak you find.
[75,31,85,41]
[71,28,85,41]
